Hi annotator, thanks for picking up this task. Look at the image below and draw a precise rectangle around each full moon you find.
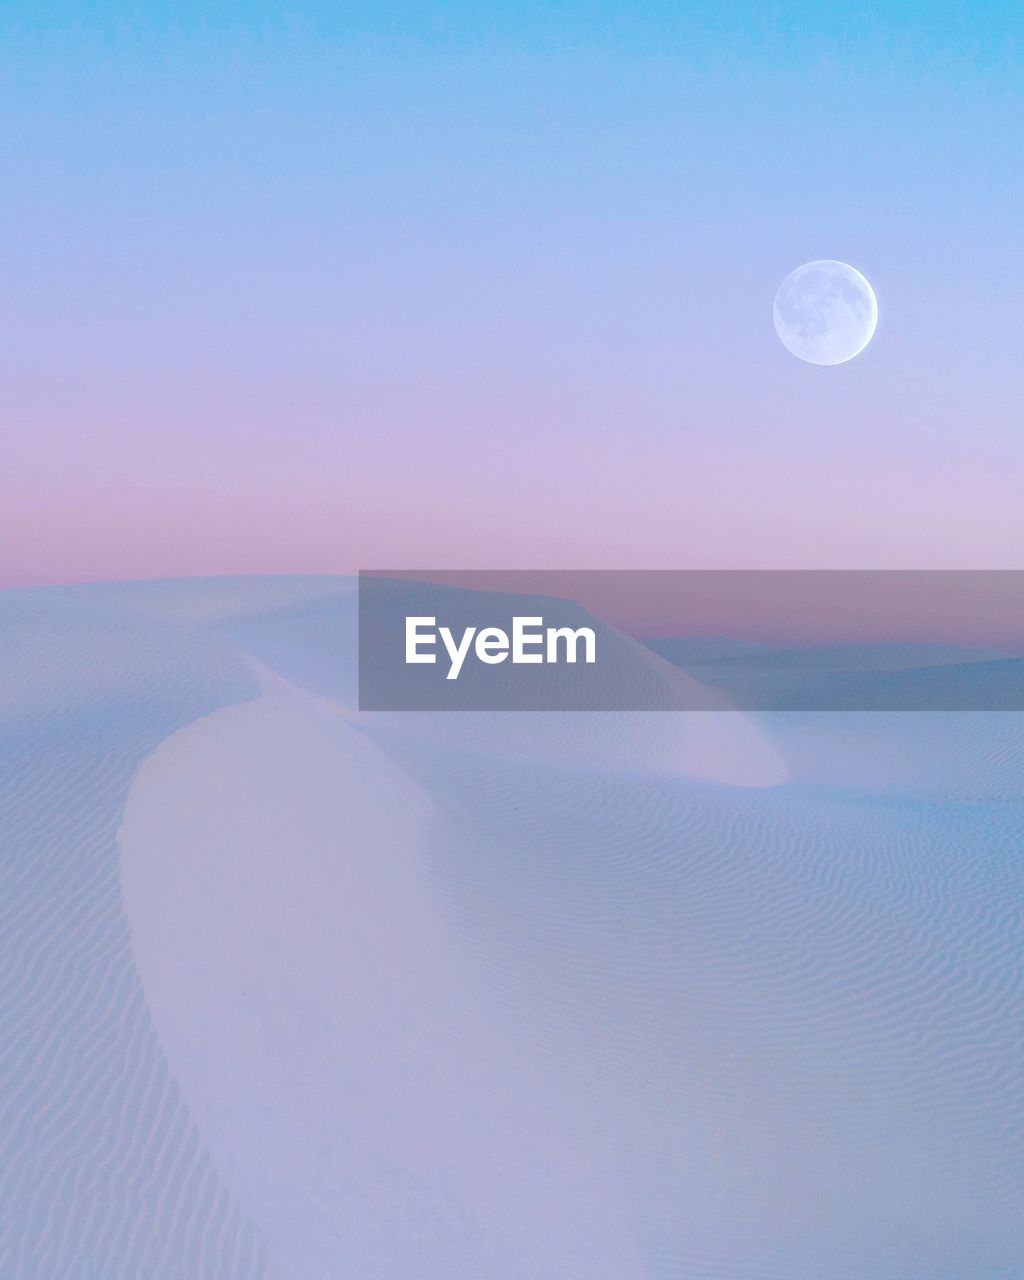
[773,260,878,365]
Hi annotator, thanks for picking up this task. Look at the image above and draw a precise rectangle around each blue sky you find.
[2,2,1021,580]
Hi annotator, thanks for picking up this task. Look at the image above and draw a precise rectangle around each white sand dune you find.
[3,578,1023,1278]
[0,593,275,1279]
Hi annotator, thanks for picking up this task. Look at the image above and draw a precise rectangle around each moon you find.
[773,260,878,365]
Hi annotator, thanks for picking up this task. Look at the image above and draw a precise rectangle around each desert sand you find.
[2,577,1022,1278]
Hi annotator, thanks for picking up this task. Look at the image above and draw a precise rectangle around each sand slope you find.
[0,592,277,1279]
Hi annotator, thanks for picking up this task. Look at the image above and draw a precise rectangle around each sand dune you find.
[0,592,276,1279]
[2,578,1022,1277]
[658,640,1024,711]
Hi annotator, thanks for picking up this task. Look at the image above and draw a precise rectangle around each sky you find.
[2,2,1022,585]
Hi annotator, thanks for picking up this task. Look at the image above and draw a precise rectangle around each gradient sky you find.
[2,2,1022,585]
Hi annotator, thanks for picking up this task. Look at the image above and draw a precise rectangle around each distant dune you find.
[650,637,1024,710]
[2,578,1022,1278]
